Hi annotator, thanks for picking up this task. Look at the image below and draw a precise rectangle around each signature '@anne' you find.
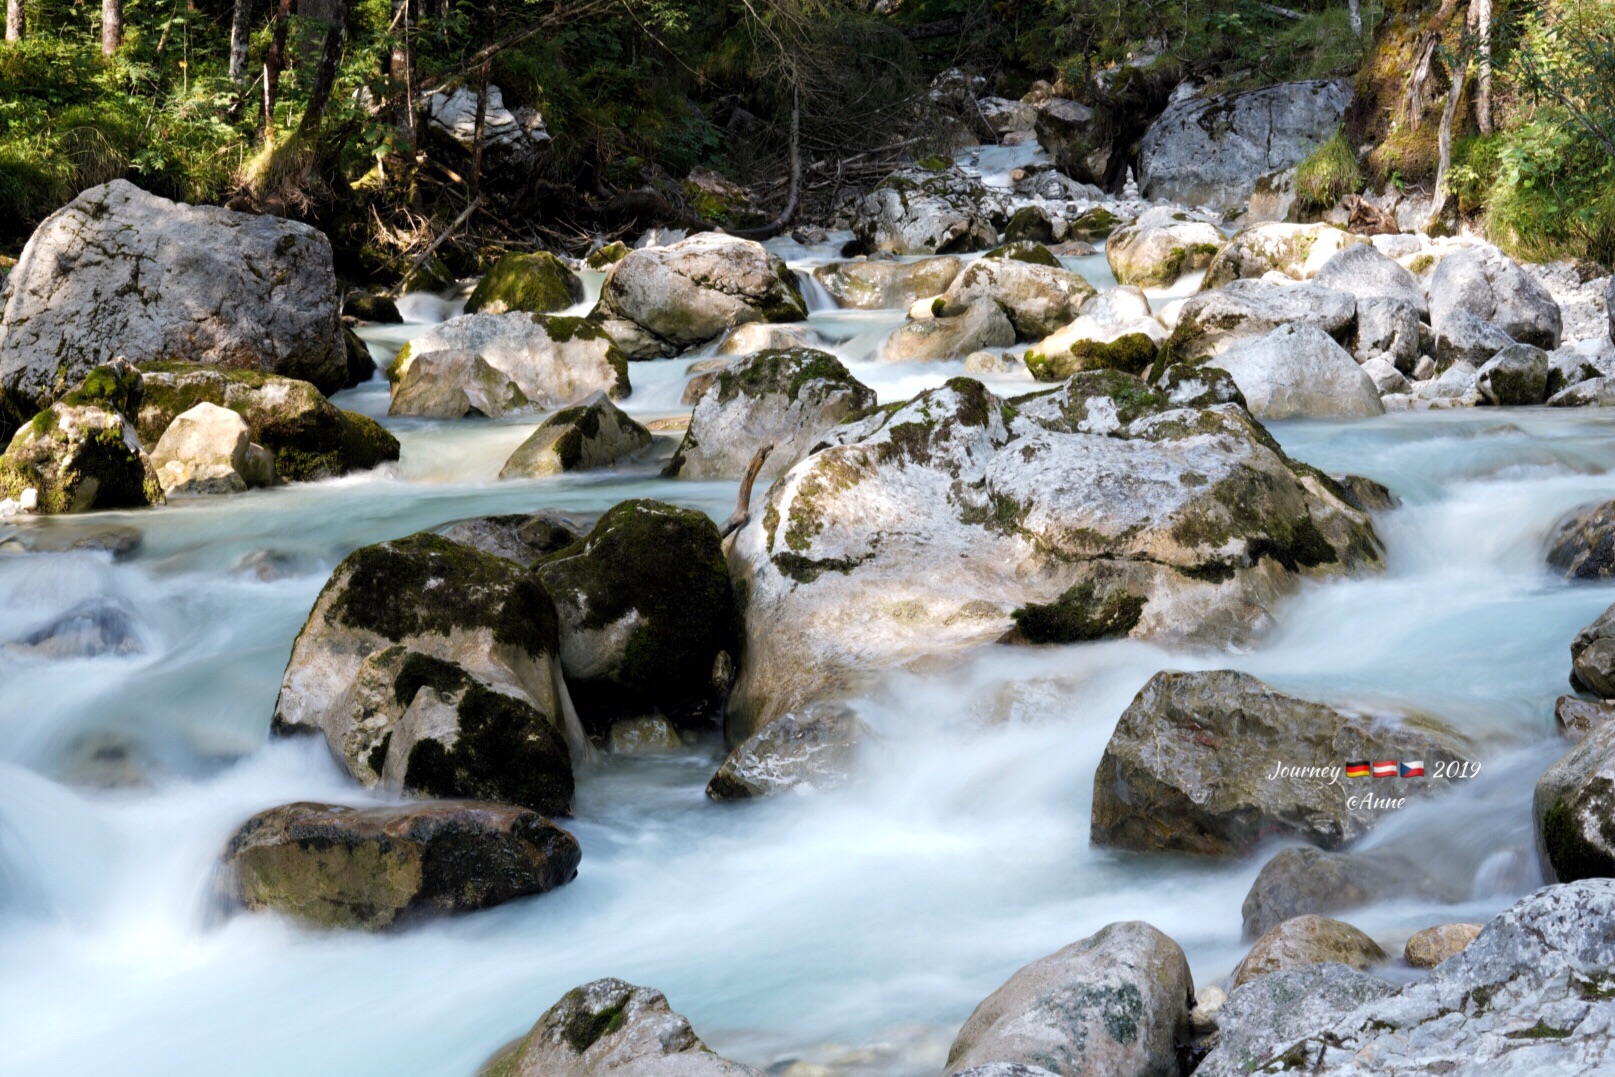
[1262,760,1483,788]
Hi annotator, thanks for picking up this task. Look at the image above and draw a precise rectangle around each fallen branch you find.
[395,196,480,293]
[719,444,774,539]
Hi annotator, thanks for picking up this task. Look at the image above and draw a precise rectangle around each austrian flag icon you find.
[1400,761,1425,777]
[1371,761,1398,777]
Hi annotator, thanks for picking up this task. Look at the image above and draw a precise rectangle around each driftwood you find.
[395,196,480,294]
[719,445,775,540]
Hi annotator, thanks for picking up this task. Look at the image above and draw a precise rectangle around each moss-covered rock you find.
[466,252,585,316]
[402,253,455,293]
[343,293,402,323]
[1025,332,1158,382]
[535,500,738,733]
[499,392,652,478]
[584,241,629,270]
[1534,718,1615,884]
[1002,206,1056,244]
[1106,206,1224,287]
[982,240,1061,267]
[1201,222,1367,290]
[849,164,1009,254]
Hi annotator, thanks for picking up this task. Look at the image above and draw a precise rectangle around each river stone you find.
[1243,846,1463,938]
[666,348,874,482]
[1091,669,1471,856]
[1429,246,1563,351]
[1558,696,1615,742]
[1202,224,1368,290]
[272,531,586,773]
[1034,96,1102,183]
[9,597,142,659]
[484,978,761,1077]
[219,800,579,930]
[534,500,737,733]
[1232,915,1388,988]
[591,233,807,359]
[438,510,595,567]
[1028,289,1165,380]
[1413,360,1483,407]
[1533,718,1615,883]
[934,255,1096,341]
[706,703,869,800]
[344,293,402,323]
[0,180,346,425]
[499,393,651,479]
[943,921,1192,1077]
[389,313,630,417]
[1205,325,1384,420]
[1570,601,1615,698]
[137,363,397,481]
[607,715,682,754]
[149,401,259,496]
[1249,879,1615,1075]
[1156,363,1248,409]
[726,375,1380,737]
[1165,280,1357,360]
[881,299,1017,362]
[850,163,1008,255]
[1361,356,1410,394]
[1139,80,1351,211]
[1196,963,1396,1077]
[1406,923,1484,968]
[812,257,963,310]
[952,1067,1059,1077]
[1477,344,1550,406]
[1105,207,1223,288]
[1550,375,1615,407]
[1314,243,1428,314]
[714,322,826,355]
[1435,308,1516,370]
[1352,295,1422,370]
[465,252,584,316]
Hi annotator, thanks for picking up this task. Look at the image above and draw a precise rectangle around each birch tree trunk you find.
[102,0,123,54]
[6,0,22,42]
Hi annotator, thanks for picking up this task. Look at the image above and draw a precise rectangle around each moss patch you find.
[466,252,584,316]
[403,680,574,816]
[983,240,1060,267]
[1026,333,1159,382]
[1011,580,1146,644]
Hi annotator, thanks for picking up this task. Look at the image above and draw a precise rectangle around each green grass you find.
[1294,128,1364,214]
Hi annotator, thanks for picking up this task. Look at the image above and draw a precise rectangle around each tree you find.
[296,0,350,137]
[229,0,254,84]
[102,0,123,54]
[6,0,21,42]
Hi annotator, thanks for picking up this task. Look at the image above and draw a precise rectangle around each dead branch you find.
[719,445,774,539]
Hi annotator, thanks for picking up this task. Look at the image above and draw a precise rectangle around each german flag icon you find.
[1345,761,1371,778]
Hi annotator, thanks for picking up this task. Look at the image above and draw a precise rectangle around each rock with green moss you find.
[1068,206,1120,241]
[466,252,585,316]
[590,234,807,359]
[1025,287,1166,381]
[880,299,1016,362]
[1025,333,1158,382]
[388,312,630,418]
[933,254,1096,341]
[1534,717,1615,883]
[1105,207,1225,288]
[706,702,870,800]
[1003,205,1056,244]
[1163,279,1357,362]
[534,500,738,733]
[811,257,963,310]
[725,375,1383,736]
[981,240,1061,267]
[849,164,1008,255]
[343,293,402,323]
[1093,670,1471,856]
[944,921,1192,1077]
[438,510,596,566]
[1157,363,1247,409]
[583,241,628,270]
[480,978,760,1077]
[137,363,398,481]
[1201,223,1368,290]
[402,253,455,293]
[273,532,587,782]
[666,349,875,481]
[499,393,651,478]
[219,800,580,930]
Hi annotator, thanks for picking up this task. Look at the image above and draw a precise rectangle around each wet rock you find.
[219,800,579,930]
[465,252,584,316]
[0,523,142,558]
[438,511,594,566]
[482,978,760,1077]
[344,293,401,323]
[1405,923,1484,968]
[1166,280,1356,360]
[1546,502,1615,580]
[137,364,397,482]
[812,257,963,310]
[880,299,1017,362]
[706,703,869,800]
[1550,375,1615,407]
[499,393,651,479]
[1204,325,1384,420]
[0,180,346,425]
[1533,718,1615,883]
[715,322,826,355]
[934,254,1096,341]
[1027,333,1158,382]
[1242,846,1461,938]
[1570,602,1615,698]
[1105,207,1224,288]
[1330,474,1398,512]
[1428,246,1563,351]
[1557,696,1615,742]
[1091,670,1471,856]
[1476,345,1553,407]
[150,402,270,496]
[1434,308,1516,370]
[944,921,1193,1077]
[607,716,682,754]
[584,241,628,270]
[10,598,142,659]
[0,366,163,513]
[849,163,1008,255]
[1202,224,1368,290]
[1003,206,1056,244]
[666,349,874,482]
[534,500,737,733]
[965,351,1023,375]
[389,313,629,418]
[1232,915,1388,988]
[1194,963,1397,1077]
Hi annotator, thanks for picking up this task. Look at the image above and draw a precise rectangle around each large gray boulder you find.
[1571,601,1615,698]
[1429,247,1562,351]
[1533,718,1615,883]
[1091,670,1472,856]
[1435,308,1516,370]
[1034,96,1103,183]
[812,257,962,310]
[1105,207,1223,288]
[1166,280,1357,360]
[935,254,1097,341]
[1205,325,1384,420]
[665,349,874,482]
[591,234,807,359]
[850,164,1009,255]
[423,84,550,177]
[1313,243,1428,314]
[1138,80,1352,212]
[0,180,346,425]
[1194,964,1398,1077]
[944,921,1192,1077]
[499,393,651,479]
[706,703,870,800]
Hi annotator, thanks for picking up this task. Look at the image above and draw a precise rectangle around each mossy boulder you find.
[439,510,595,566]
[534,500,738,733]
[466,252,585,316]
[1068,206,1120,241]
[402,253,455,293]
[499,392,651,479]
[137,363,398,481]
[1025,332,1158,382]
[665,348,875,481]
[811,257,963,310]
[1105,207,1224,287]
[1161,279,1357,364]
[219,800,580,930]
[343,293,402,323]
[1003,205,1056,244]
[584,241,628,270]
[981,240,1061,267]
[933,254,1096,341]
[1533,717,1615,884]
[1477,344,1550,406]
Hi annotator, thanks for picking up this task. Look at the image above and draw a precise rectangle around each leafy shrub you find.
[1294,128,1363,212]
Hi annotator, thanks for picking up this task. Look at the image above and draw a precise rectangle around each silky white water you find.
[1,216,1611,1075]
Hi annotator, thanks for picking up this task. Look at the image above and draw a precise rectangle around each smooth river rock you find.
[812,257,963,310]
[499,393,651,479]
[1105,207,1223,288]
[1231,915,1388,988]
[1204,325,1384,420]
[1533,717,1615,884]
[706,703,870,800]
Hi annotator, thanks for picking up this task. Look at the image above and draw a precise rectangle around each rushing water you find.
[2,189,1612,1077]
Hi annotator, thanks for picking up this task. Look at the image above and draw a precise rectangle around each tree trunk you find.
[263,0,293,135]
[468,0,494,199]
[229,0,253,83]
[1427,52,1472,229]
[6,0,22,42]
[1473,0,1493,135]
[1347,0,1362,35]
[101,0,122,54]
[296,0,349,137]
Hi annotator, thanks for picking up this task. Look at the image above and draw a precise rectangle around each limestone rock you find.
[1570,602,1615,698]
[812,257,963,310]
[465,252,584,315]
[1232,915,1388,988]
[1194,964,1396,1077]
[1533,718,1615,883]
[499,393,651,479]
[934,254,1097,340]
[1428,246,1563,351]
[438,510,594,566]
[1202,224,1368,290]
[1557,695,1615,742]
[1405,923,1484,968]
[849,163,1008,255]
[1313,243,1427,315]
[149,402,267,496]
[714,322,826,355]
[880,299,1016,362]
[422,84,549,177]
[706,703,869,800]
[1205,325,1384,420]
[1166,280,1356,360]
[1033,96,1102,183]
[1477,344,1550,406]
[1435,308,1516,370]
[1105,207,1223,288]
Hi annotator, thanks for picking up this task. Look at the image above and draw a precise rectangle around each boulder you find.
[438,510,593,566]
[726,376,1380,736]
[1003,206,1057,244]
[9,598,142,659]
[1435,308,1516,370]
[1570,601,1615,698]
[499,393,651,479]
[1193,964,1397,1077]
[1412,360,1483,407]
[1105,208,1224,288]
[480,978,760,1077]
[1405,923,1484,968]
[1028,289,1166,381]
[1138,80,1352,212]
[1550,375,1615,407]
[137,363,397,481]
[585,241,628,270]
[944,921,1192,1077]
[591,234,807,358]
[880,299,1017,362]
[465,252,584,316]
[1204,325,1384,420]
[934,255,1097,340]
[714,322,826,355]
[1428,247,1563,351]
[1361,356,1410,394]
[1034,96,1103,183]
[1353,295,1423,369]
[271,532,584,795]
[1201,224,1368,290]
[706,703,870,800]
[1091,669,1471,856]
[1477,344,1550,406]
[149,401,269,495]
[388,313,629,418]
[1242,846,1462,939]
[422,84,549,177]
[607,715,682,754]
[219,800,579,930]
[1550,503,1615,580]
[812,257,963,310]
[849,163,1008,255]
[1027,333,1159,382]
[534,500,738,732]
[665,349,874,482]
[344,293,402,323]
[0,180,347,425]
[1558,695,1615,742]
[1232,915,1388,988]
[1165,280,1356,360]
[1312,243,1427,314]
[1533,718,1615,883]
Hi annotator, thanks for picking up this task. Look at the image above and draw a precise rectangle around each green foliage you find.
[1294,128,1364,212]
